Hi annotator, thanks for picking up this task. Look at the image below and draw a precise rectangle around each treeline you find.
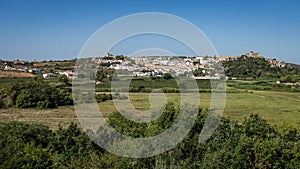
[0,78,73,109]
[95,79,213,93]
[227,81,300,92]
[1,103,300,168]
[223,56,300,80]
[95,93,128,103]
[279,75,300,83]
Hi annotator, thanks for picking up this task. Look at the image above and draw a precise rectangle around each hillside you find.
[32,60,75,68]
[222,56,300,80]
[0,70,35,78]
[287,63,300,71]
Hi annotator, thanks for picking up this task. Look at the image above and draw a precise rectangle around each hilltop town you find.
[0,59,76,78]
[0,51,296,80]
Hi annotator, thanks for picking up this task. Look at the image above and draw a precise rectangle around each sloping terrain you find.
[223,56,300,79]
[287,63,300,71]
[0,71,35,78]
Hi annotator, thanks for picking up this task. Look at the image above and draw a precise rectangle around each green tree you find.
[57,74,69,85]
[163,73,173,80]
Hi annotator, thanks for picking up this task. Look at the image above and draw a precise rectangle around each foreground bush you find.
[0,105,299,168]
[1,79,73,109]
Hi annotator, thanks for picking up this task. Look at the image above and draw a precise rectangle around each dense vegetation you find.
[192,68,206,77]
[227,80,300,92]
[0,78,73,109]
[223,56,300,80]
[96,68,115,82]
[1,104,299,168]
[95,78,212,93]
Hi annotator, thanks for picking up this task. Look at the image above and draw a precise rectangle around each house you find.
[4,65,12,70]
[35,69,43,74]
[65,70,74,79]
[43,73,55,78]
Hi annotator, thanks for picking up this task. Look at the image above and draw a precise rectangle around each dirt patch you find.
[0,106,78,129]
[0,71,35,78]
[33,61,73,67]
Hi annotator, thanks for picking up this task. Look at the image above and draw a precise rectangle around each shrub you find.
[3,80,73,109]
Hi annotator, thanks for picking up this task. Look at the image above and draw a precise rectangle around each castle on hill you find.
[218,51,286,68]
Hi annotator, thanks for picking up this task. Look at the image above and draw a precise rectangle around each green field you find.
[1,78,300,130]
[97,91,300,130]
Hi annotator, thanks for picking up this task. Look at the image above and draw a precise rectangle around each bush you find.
[2,80,73,109]
[0,122,52,168]
[96,93,113,103]
[163,73,174,80]
[1,107,300,168]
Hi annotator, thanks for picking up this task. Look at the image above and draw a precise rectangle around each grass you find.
[97,90,300,129]
[1,78,300,130]
[1,91,299,130]
[224,91,300,129]
[0,106,78,129]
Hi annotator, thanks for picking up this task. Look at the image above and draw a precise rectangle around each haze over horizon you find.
[0,0,300,64]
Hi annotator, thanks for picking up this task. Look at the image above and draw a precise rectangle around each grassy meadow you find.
[98,91,300,130]
[0,78,300,130]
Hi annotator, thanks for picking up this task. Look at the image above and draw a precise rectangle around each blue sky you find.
[0,0,299,64]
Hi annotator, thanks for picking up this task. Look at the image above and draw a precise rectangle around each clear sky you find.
[0,0,299,64]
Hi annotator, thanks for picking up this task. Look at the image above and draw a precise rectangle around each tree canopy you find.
[1,104,299,168]
[223,56,300,80]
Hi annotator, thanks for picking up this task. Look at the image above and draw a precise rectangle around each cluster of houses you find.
[0,60,75,79]
[218,51,286,68]
[93,51,288,80]
[95,54,222,79]
[42,70,75,79]
[4,65,27,72]
[1,51,289,80]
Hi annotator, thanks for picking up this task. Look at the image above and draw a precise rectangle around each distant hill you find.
[222,56,300,79]
[0,60,5,70]
[287,63,300,71]
[32,60,75,68]
[0,71,35,78]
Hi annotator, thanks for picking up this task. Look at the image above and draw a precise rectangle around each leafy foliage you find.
[57,74,70,85]
[96,69,115,82]
[1,104,300,168]
[223,56,300,79]
[95,93,113,103]
[193,68,206,77]
[0,79,73,109]
[162,73,174,80]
